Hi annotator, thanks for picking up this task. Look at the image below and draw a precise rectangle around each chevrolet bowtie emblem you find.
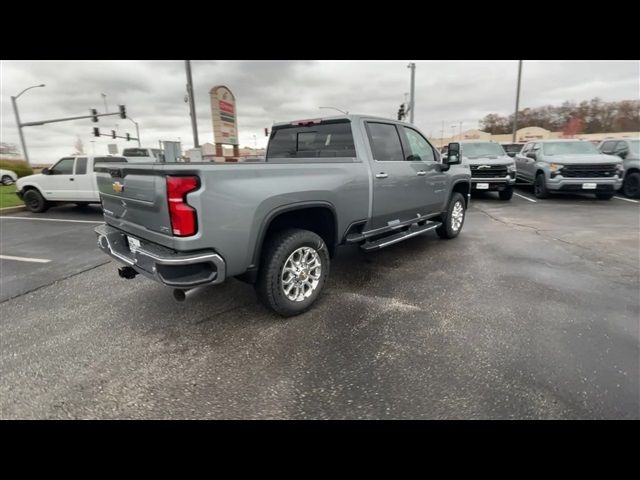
[112,181,124,193]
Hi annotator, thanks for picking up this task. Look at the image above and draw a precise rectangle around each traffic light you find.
[264,128,269,137]
[119,105,126,119]
[91,108,99,122]
[397,104,405,120]
[111,130,116,139]
[93,127,100,137]
[126,133,131,141]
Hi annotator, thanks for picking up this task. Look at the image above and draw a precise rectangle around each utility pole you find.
[407,62,416,124]
[185,60,199,148]
[441,120,445,148]
[459,121,463,139]
[512,60,523,143]
[101,93,108,113]
[11,83,46,166]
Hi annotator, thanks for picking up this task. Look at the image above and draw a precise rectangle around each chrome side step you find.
[360,221,441,252]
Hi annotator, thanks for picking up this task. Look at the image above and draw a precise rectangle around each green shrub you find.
[0,158,33,178]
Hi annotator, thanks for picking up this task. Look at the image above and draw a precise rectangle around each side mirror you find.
[41,167,50,175]
[616,149,628,159]
[444,142,461,168]
[507,152,516,158]
[526,151,537,160]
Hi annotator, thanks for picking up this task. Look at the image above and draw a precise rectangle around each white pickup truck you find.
[16,155,130,212]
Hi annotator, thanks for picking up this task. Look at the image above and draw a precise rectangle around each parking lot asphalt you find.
[0,205,106,302]
[0,190,638,419]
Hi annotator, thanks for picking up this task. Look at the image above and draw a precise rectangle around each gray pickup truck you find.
[515,139,623,199]
[94,115,471,316]
[458,141,516,200]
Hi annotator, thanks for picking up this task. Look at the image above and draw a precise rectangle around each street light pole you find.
[512,60,523,143]
[101,93,108,113]
[11,83,46,166]
[126,117,141,146]
[407,62,416,124]
[185,60,199,148]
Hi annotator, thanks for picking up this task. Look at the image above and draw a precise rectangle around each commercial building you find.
[430,127,640,148]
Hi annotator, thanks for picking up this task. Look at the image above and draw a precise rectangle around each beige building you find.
[430,127,640,148]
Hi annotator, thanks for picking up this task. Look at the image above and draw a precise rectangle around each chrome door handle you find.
[375,173,388,179]
[416,170,426,176]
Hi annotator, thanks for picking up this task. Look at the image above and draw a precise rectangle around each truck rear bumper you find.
[95,223,226,288]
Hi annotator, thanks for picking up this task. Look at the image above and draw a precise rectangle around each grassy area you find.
[0,185,23,209]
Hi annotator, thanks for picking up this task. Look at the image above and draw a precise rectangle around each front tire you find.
[622,172,640,198]
[1,175,14,185]
[534,173,550,199]
[499,186,513,201]
[436,192,466,239]
[255,228,330,317]
[23,189,49,213]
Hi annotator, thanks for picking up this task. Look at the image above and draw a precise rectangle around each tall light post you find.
[11,83,45,166]
[126,116,141,146]
[407,62,416,123]
[185,60,199,148]
[450,125,457,141]
[101,93,108,113]
[512,60,523,143]
[319,106,348,115]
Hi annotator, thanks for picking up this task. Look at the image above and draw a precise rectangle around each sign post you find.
[210,85,240,160]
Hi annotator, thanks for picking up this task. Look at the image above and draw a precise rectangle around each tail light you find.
[166,175,199,236]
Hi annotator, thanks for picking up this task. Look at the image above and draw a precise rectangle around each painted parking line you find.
[613,196,639,204]
[0,216,103,224]
[514,193,537,203]
[0,254,51,264]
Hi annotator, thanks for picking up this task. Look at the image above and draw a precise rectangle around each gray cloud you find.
[1,60,638,165]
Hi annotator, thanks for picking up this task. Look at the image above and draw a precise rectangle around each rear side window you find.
[75,157,87,175]
[367,123,404,161]
[267,121,356,158]
[122,148,150,157]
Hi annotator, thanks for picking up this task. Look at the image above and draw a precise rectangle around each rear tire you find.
[255,228,330,317]
[436,192,466,239]
[622,172,640,198]
[499,186,513,201]
[534,173,550,199]
[23,189,49,213]
[595,193,614,200]
[1,175,14,185]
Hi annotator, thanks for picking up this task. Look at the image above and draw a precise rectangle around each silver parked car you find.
[598,139,640,198]
[515,139,623,200]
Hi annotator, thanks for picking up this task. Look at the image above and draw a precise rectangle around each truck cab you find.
[16,155,128,212]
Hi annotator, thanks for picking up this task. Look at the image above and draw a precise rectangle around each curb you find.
[0,205,26,214]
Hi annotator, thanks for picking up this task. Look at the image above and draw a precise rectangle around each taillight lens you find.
[166,175,199,236]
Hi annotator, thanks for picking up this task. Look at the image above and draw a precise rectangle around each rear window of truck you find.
[267,120,356,159]
[122,148,150,157]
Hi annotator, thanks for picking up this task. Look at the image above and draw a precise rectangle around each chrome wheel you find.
[281,246,322,302]
[451,201,464,232]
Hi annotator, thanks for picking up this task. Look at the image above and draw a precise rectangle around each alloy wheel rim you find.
[451,201,464,232]
[281,246,322,302]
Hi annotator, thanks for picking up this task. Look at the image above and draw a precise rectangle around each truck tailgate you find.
[95,164,174,241]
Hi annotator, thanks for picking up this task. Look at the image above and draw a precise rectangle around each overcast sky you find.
[1,60,638,165]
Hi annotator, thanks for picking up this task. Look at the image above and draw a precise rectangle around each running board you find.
[360,221,441,252]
